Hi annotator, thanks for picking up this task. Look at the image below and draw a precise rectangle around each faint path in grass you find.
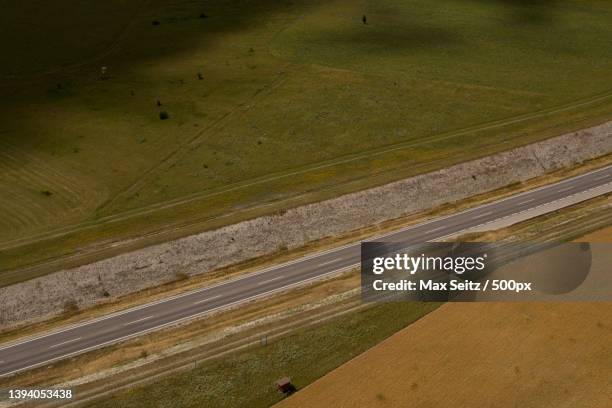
[95,65,293,214]
[96,71,612,218]
[96,6,313,214]
[0,88,610,254]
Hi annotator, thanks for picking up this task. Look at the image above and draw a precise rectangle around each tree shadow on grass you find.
[284,21,462,63]
[480,0,560,25]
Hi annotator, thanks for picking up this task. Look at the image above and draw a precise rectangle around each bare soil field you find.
[579,225,612,242]
[276,301,612,408]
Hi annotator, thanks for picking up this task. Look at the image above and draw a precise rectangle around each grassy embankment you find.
[2,0,612,281]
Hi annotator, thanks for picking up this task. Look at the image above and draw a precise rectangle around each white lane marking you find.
[3,166,609,355]
[3,179,611,377]
[49,337,82,349]
[257,275,284,285]
[1,169,610,360]
[470,211,493,219]
[0,265,357,378]
[318,258,342,267]
[123,315,155,326]
[193,295,222,305]
[453,181,612,236]
[3,178,610,360]
[595,174,609,181]
[557,186,574,193]
[425,226,445,234]
[5,180,612,378]
[517,198,535,205]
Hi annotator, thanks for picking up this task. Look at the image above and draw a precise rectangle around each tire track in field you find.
[0,142,104,238]
[0,190,39,228]
[0,89,611,251]
[96,66,294,213]
[0,144,82,201]
[0,143,89,205]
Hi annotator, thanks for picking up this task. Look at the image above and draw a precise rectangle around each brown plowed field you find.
[276,301,611,408]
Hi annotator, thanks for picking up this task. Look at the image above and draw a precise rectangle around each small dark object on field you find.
[362,14,367,24]
[159,111,169,120]
[102,290,110,297]
[249,47,255,53]
[130,90,135,96]
[203,163,208,168]
[197,72,203,80]
[56,83,62,90]
[257,140,262,145]
[199,13,207,19]
[156,100,162,106]
[275,377,296,395]
[152,20,161,26]
[41,190,53,196]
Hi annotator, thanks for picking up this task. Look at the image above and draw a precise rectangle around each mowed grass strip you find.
[1,0,611,274]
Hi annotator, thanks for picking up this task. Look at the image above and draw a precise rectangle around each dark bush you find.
[159,111,169,120]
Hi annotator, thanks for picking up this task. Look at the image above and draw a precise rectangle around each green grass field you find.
[1,0,612,280]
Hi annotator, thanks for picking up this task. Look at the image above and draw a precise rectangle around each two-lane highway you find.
[0,165,611,377]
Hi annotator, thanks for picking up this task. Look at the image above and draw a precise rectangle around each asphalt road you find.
[0,165,611,377]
